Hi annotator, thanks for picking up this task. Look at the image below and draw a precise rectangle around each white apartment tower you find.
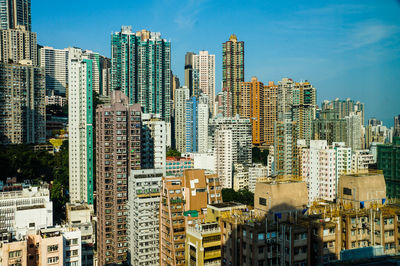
[301,140,336,203]
[193,51,215,116]
[40,46,69,95]
[215,129,233,188]
[345,112,362,151]
[129,169,162,266]
[197,94,209,153]
[68,49,94,204]
[333,142,352,195]
[141,113,167,174]
[174,86,190,152]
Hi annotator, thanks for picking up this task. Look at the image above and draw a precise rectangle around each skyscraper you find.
[197,94,209,153]
[0,0,31,31]
[292,81,317,141]
[0,26,37,65]
[95,90,142,265]
[312,109,347,145]
[141,113,167,173]
[345,112,362,151]
[129,169,162,266]
[111,26,171,122]
[222,34,244,117]
[39,46,69,95]
[274,119,299,177]
[185,96,198,153]
[215,129,233,188]
[184,52,195,96]
[0,60,45,144]
[322,98,365,125]
[174,86,190,152]
[68,50,94,205]
[193,50,215,116]
[264,81,278,146]
[394,115,400,137]
[240,77,264,145]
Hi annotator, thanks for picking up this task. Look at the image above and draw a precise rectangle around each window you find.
[9,250,22,258]
[258,233,265,241]
[259,197,267,206]
[47,245,58,252]
[48,257,59,264]
[343,187,352,195]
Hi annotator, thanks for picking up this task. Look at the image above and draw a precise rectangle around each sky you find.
[32,0,400,126]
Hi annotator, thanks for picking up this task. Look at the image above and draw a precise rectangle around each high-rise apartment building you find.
[185,96,198,153]
[141,113,166,173]
[208,116,252,165]
[377,137,400,198]
[312,109,347,145]
[111,26,171,122]
[129,169,162,266]
[0,0,31,31]
[0,60,45,144]
[197,94,209,153]
[264,81,278,146]
[171,72,180,109]
[39,46,69,95]
[0,26,37,65]
[394,115,400,137]
[277,77,294,121]
[39,46,110,96]
[222,34,244,117]
[193,50,215,116]
[345,112,362,151]
[301,140,337,203]
[174,86,190,152]
[184,52,195,96]
[215,129,233,188]
[292,81,317,141]
[215,88,232,117]
[95,90,142,265]
[322,98,365,125]
[240,77,264,145]
[160,169,222,266]
[68,51,94,205]
[274,119,299,177]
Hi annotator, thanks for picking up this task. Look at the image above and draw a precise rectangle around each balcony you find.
[204,250,221,260]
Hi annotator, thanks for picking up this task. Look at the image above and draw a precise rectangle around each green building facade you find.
[111,26,171,122]
[377,137,400,198]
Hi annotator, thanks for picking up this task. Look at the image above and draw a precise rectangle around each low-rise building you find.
[166,156,194,176]
[0,184,52,232]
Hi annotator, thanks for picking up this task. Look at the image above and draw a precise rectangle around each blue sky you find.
[33,0,400,125]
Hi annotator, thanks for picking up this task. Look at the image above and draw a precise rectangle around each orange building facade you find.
[159,169,222,266]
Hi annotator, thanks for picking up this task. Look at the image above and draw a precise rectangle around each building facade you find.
[0,0,31,31]
[111,26,171,122]
[240,77,265,145]
[129,169,162,266]
[174,86,190,153]
[0,61,45,144]
[193,50,215,116]
[0,26,37,65]
[222,34,244,117]
[95,90,142,265]
[68,54,94,204]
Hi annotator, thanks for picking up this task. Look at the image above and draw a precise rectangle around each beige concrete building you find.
[338,172,386,209]
[0,240,28,266]
[254,179,308,217]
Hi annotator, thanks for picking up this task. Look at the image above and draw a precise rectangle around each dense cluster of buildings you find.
[1,1,400,266]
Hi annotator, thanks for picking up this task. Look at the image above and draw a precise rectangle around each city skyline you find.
[32,0,400,125]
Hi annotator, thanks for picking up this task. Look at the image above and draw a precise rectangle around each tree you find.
[222,188,254,206]
[252,147,269,165]
[167,148,181,157]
